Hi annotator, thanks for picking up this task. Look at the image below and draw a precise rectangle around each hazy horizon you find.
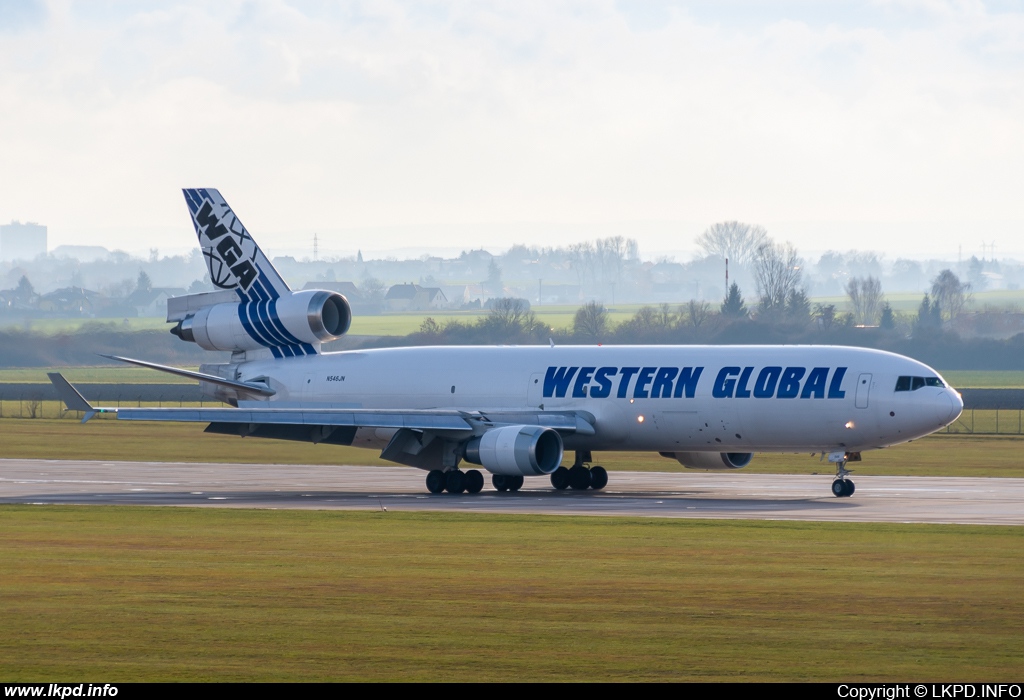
[2,1,1022,260]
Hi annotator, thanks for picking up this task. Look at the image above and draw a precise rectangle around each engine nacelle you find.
[171,289,351,354]
[668,451,754,470]
[463,425,564,476]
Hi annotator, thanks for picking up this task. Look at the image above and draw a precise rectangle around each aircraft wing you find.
[47,373,595,436]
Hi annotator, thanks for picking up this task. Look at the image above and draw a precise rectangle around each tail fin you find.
[182,188,291,301]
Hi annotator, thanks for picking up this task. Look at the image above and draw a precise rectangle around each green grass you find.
[0,507,1020,681]
[0,366,194,384]
[4,419,1024,477]
[0,318,171,333]
[940,370,1024,388]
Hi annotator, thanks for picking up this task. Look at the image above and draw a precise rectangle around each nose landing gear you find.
[831,458,855,498]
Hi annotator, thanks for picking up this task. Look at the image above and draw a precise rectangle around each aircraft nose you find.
[935,391,962,427]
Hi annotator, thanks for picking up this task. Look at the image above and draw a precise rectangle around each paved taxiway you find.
[1,459,1022,525]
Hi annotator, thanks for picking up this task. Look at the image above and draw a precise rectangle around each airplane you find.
[49,188,964,498]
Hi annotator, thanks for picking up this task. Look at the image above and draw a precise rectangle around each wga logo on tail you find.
[194,200,258,292]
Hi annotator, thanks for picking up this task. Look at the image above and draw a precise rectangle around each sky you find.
[1,0,1023,261]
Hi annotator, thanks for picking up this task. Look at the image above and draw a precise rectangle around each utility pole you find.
[725,258,729,300]
[313,233,319,262]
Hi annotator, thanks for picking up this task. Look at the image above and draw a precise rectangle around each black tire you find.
[590,466,608,490]
[492,474,508,492]
[508,475,524,492]
[831,480,846,497]
[844,480,855,497]
[426,469,446,494]
[569,465,592,490]
[550,466,570,490]
[445,470,466,494]
[465,469,484,494]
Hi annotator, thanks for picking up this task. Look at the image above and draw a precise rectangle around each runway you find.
[1,458,1022,525]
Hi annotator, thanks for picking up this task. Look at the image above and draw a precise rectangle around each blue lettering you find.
[673,366,703,398]
[801,367,829,399]
[633,366,657,399]
[735,366,753,398]
[543,366,578,398]
[828,367,847,399]
[591,366,616,398]
[573,367,596,398]
[753,366,781,398]
[651,367,678,398]
[713,367,740,398]
[617,367,640,398]
[777,366,806,399]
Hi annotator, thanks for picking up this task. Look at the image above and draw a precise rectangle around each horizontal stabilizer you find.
[47,373,100,422]
[99,354,276,397]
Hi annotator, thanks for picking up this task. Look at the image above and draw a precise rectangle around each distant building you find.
[0,221,47,262]
[384,283,448,312]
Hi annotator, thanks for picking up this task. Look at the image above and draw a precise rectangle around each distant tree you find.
[931,269,971,322]
[916,294,942,329]
[684,299,711,328]
[484,259,504,296]
[967,256,987,291]
[483,297,538,337]
[419,317,441,337]
[752,241,801,315]
[361,276,386,302]
[814,303,837,331]
[136,270,152,294]
[846,276,884,325]
[879,302,896,330]
[695,222,769,266]
[720,283,747,319]
[786,288,811,324]
[13,275,35,304]
[573,301,609,340]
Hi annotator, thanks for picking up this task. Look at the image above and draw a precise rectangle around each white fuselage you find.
[229,344,963,456]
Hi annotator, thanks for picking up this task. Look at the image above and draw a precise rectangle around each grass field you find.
[0,507,1020,681]
[3,418,1024,477]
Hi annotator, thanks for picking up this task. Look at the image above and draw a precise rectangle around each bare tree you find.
[684,299,711,328]
[931,269,971,322]
[751,241,801,314]
[845,276,884,325]
[695,222,770,266]
[485,297,538,336]
[573,301,609,339]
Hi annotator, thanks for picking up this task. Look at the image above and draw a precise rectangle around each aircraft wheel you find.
[493,474,508,492]
[465,469,484,494]
[590,466,608,490]
[445,470,466,494]
[844,480,855,497]
[831,480,846,498]
[568,465,592,490]
[508,475,525,492]
[550,466,570,490]
[426,469,446,494]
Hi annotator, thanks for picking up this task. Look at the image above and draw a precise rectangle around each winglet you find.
[47,373,97,422]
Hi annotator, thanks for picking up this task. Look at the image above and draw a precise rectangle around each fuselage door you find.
[855,373,872,409]
[528,373,544,407]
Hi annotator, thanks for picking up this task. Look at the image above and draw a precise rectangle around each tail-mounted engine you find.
[667,451,753,470]
[463,425,564,476]
[168,289,351,356]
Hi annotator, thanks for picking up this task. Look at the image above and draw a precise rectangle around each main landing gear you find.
[831,459,855,498]
[426,469,485,495]
[550,451,608,491]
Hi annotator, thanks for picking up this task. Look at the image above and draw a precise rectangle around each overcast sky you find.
[1,0,1022,260]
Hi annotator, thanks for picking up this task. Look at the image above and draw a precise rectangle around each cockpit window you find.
[895,375,945,392]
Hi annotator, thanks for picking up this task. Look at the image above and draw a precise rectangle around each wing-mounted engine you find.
[666,451,753,470]
[463,425,564,476]
[167,288,351,357]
